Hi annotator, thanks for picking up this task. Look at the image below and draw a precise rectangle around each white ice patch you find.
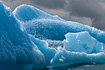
[64,31,103,53]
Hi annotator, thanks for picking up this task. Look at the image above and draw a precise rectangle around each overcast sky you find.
[1,0,105,31]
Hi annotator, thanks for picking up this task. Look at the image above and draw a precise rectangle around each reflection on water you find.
[36,63,105,70]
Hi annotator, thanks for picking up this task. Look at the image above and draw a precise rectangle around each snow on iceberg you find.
[51,32,105,67]
[64,31,103,53]
[0,1,45,68]
[13,4,105,44]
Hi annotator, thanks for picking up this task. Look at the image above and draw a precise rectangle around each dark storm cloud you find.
[1,0,105,30]
[32,0,65,9]
[1,0,65,9]
[65,0,105,30]
[66,0,103,18]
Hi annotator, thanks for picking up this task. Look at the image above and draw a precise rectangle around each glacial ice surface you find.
[13,4,62,22]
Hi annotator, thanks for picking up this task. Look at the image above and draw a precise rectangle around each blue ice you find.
[0,2,45,69]
[29,35,56,66]
[51,48,105,67]
[51,31,105,67]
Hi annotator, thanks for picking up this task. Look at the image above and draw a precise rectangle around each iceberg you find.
[13,4,105,44]
[0,1,105,69]
[0,2,45,69]
[13,4,105,68]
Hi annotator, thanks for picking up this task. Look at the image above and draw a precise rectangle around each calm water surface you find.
[36,63,105,70]
[0,63,104,70]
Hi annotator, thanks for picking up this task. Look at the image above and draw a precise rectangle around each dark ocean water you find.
[0,63,105,70]
[37,63,105,70]
[0,64,33,70]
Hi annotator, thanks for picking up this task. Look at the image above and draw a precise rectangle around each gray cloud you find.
[65,0,105,30]
[1,0,105,31]
[70,16,93,26]
[32,0,65,9]
[1,0,39,10]
[65,0,103,18]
